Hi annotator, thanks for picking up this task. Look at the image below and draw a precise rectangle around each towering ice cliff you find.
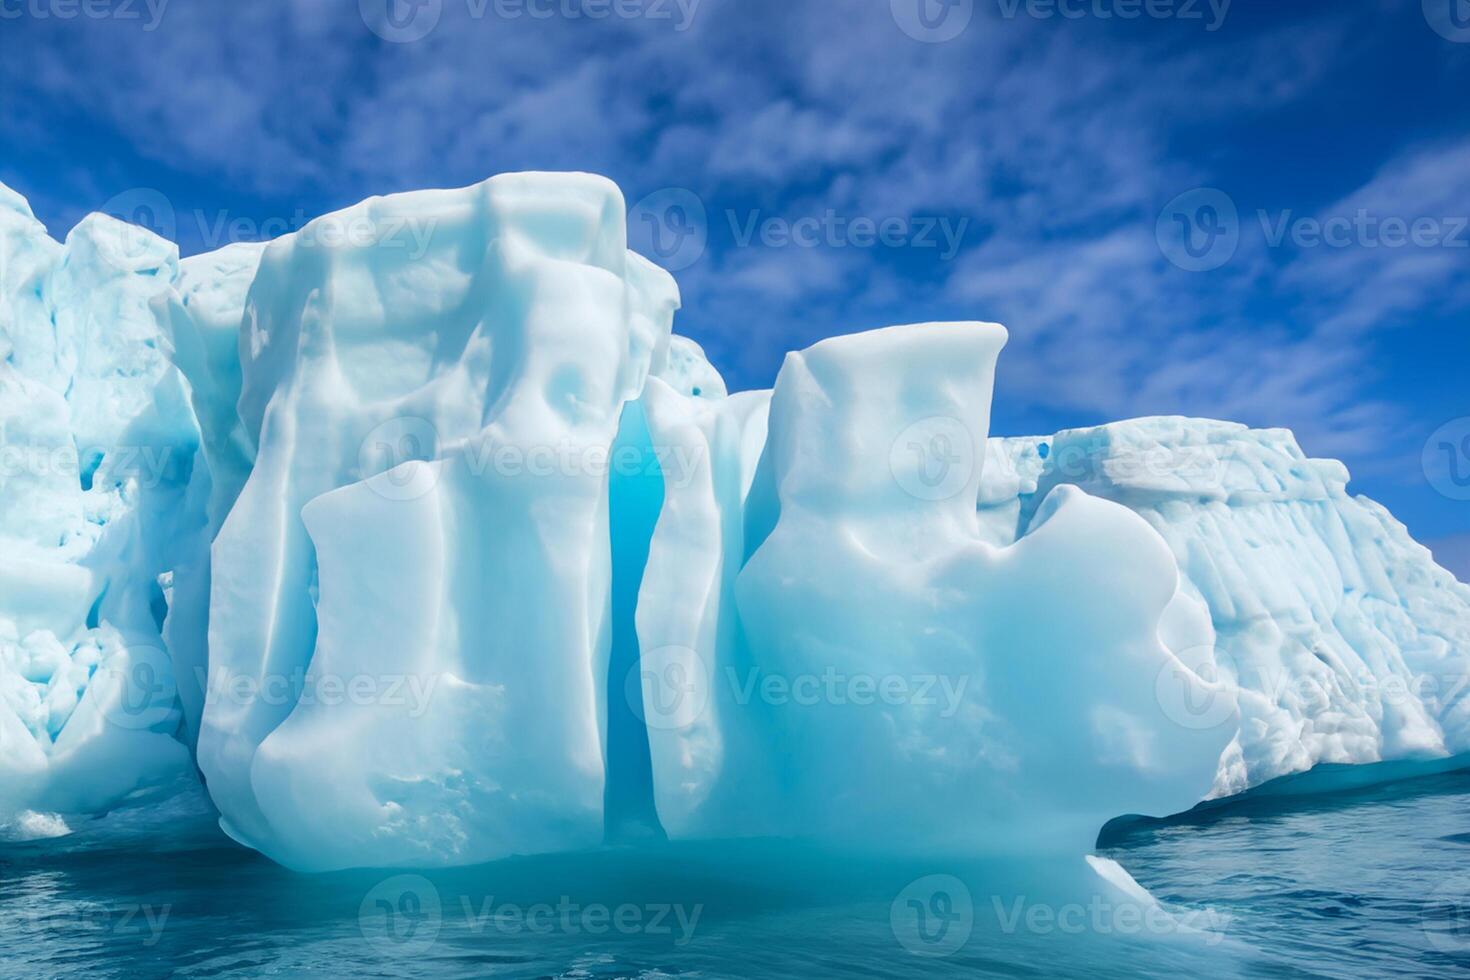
[195,174,681,870]
[0,173,1465,870]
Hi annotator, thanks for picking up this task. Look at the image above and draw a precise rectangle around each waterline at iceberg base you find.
[2,173,1469,969]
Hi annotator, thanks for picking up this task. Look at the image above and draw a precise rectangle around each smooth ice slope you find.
[194,173,682,870]
[981,419,1470,797]
[0,183,199,819]
[638,323,1235,852]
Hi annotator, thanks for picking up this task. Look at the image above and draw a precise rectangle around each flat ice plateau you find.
[1,174,1467,871]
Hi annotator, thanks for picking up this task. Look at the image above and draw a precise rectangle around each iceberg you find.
[0,172,1465,872]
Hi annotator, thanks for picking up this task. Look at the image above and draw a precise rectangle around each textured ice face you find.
[0,187,200,819]
[983,419,1470,798]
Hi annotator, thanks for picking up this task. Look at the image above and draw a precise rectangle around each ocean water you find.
[3,770,1470,979]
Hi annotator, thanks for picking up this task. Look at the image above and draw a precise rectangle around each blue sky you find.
[1,0,1467,565]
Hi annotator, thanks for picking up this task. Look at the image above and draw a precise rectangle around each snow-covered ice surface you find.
[981,421,1470,800]
[1,173,1466,872]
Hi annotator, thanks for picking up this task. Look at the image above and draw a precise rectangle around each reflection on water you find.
[3,771,1470,978]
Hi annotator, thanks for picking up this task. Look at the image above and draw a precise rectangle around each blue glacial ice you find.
[0,182,199,821]
[1,173,1467,871]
